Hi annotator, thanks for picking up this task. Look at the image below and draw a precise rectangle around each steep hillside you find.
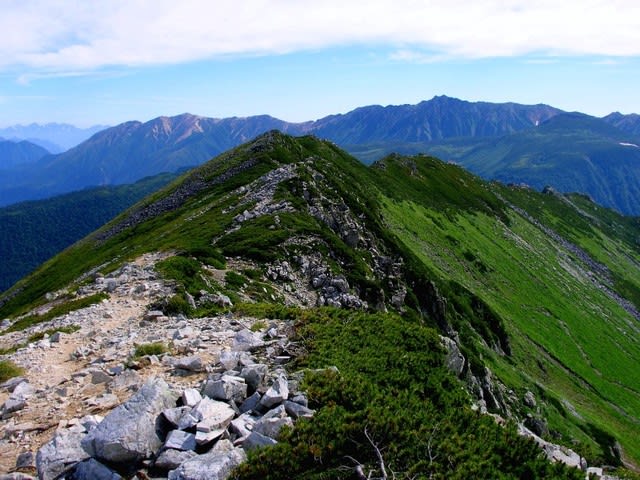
[0,132,638,478]
[0,172,177,292]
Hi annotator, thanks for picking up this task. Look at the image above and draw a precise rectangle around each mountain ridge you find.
[1,132,639,478]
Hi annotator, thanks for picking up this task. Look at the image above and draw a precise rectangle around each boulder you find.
[239,392,262,414]
[259,375,289,408]
[71,458,122,480]
[164,430,197,451]
[81,377,178,464]
[173,326,195,340]
[195,429,225,445]
[239,364,267,391]
[144,310,164,321]
[291,394,308,407]
[230,413,257,438]
[0,376,27,392]
[2,397,26,416]
[218,351,240,371]
[11,381,34,399]
[49,331,65,342]
[182,388,202,407]
[174,356,205,373]
[191,398,235,432]
[232,329,263,352]
[163,406,198,430]
[523,390,536,408]
[242,431,278,451]
[154,449,198,470]
[79,414,103,432]
[203,375,247,402]
[440,336,465,376]
[168,448,246,480]
[90,369,113,385]
[253,416,293,439]
[36,429,90,480]
[15,451,34,470]
[284,400,314,419]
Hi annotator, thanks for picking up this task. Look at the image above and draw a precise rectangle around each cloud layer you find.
[2,0,639,73]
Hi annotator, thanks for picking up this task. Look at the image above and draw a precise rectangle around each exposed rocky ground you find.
[0,253,313,479]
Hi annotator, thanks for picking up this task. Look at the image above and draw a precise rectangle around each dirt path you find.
[0,252,242,474]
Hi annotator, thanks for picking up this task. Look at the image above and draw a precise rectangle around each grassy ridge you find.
[373,154,640,463]
[1,132,639,470]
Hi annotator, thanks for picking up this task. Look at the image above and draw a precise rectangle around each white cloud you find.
[1,0,639,74]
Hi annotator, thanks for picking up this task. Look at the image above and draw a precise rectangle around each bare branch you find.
[364,426,388,480]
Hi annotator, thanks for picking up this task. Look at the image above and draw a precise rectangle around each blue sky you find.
[1,1,639,127]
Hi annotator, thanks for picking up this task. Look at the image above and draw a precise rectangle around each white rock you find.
[259,375,289,408]
[181,388,202,407]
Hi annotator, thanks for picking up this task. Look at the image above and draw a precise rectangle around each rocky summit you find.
[0,131,639,479]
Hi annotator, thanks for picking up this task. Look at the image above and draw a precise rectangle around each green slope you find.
[376,157,640,464]
[1,132,639,475]
[0,172,177,292]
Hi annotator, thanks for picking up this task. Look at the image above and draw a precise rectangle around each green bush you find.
[225,271,248,291]
[165,294,193,316]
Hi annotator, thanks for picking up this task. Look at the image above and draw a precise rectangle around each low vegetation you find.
[0,359,24,383]
[234,306,582,479]
[133,342,168,358]
[6,292,108,332]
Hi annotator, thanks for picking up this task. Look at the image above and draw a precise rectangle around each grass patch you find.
[0,360,24,383]
[6,292,108,333]
[250,320,267,332]
[133,342,168,358]
[27,324,80,343]
[225,271,248,291]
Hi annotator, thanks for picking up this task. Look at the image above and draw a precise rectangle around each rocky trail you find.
[0,253,311,479]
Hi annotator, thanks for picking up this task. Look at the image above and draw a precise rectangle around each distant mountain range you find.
[0,139,50,168]
[0,97,561,205]
[306,95,561,144]
[0,122,108,153]
[0,95,639,215]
